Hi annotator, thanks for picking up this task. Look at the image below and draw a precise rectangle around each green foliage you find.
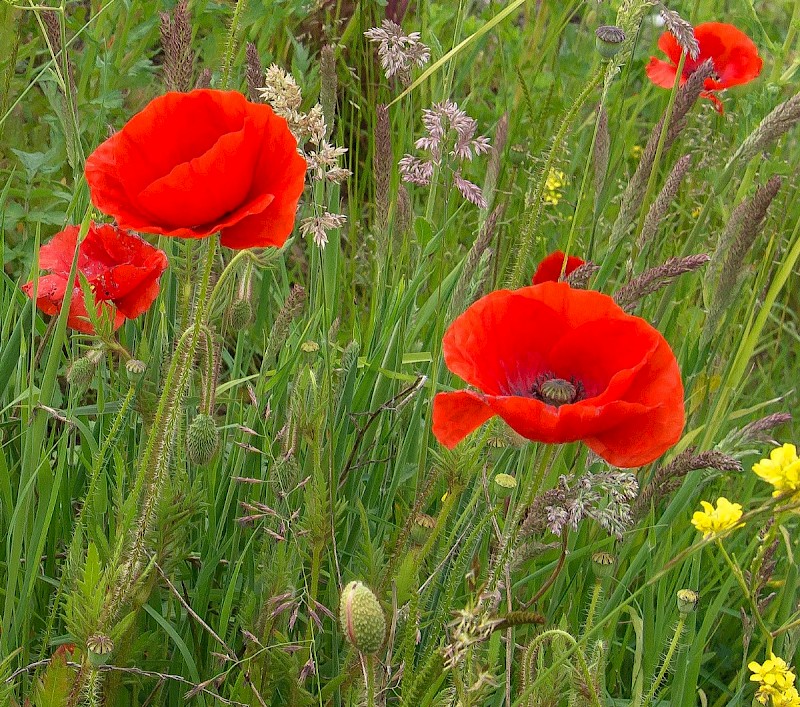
[2,0,800,704]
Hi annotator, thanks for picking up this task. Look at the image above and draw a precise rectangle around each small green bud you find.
[339,581,385,655]
[125,359,146,383]
[86,634,113,667]
[676,589,699,614]
[229,298,254,330]
[595,25,626,59]
[591,551,616,579]
[493,473,517,499]
[66,356,97,392]
[300,340,320,354]
[186,414,219,466]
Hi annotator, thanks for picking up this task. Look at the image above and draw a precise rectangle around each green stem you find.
[583,579,603,636]
[641,614,686,707]
[526,629,602,707]
[630,52,686,248]
[716,540,773,652]
[489,445,554,591]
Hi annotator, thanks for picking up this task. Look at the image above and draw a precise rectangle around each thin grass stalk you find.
[508,67,604,289]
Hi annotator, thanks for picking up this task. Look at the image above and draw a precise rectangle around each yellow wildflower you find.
[630,144,643,159]
[777,686,800,707]
[749,653,796,691]
[543,168,565,205]
[753,444,800,497]
[690,497,743,537]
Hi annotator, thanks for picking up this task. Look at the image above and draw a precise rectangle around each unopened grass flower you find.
[753,444,800,497]
[690,497,743,537]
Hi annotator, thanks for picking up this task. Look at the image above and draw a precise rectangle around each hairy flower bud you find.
[186,413,219,465]
[67,356,97,392]
[676,588,699,614]
[339,581,385,655]
[229,298,254,330]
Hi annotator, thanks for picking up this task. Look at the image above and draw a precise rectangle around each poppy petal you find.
[432,390,495,449]
[532,251,586,284]
[645,57,680,88]
[135,116,259,229]
[220,110,307,249]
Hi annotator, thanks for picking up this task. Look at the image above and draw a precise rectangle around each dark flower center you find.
[532,374,584,407]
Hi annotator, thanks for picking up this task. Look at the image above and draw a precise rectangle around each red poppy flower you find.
[432,282,684,467]
[22,223,168,334]
[532,251,586,284]
[85,89,307,250]
[646,22,762,113]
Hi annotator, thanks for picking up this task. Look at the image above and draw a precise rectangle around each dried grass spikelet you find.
[730,91,800,167]
[593,105,610,201]
[565,262,600,289]
[704,176,781,339]
[245,42,264,102]
[195,67,212,89]
[159,0,194,92]
[41,10,76,98]
[739,412,792,444]
[637,153,693,248]
[483,112,509,211]
[633,447,742,518]
[320,44,337,137]
[263,284,307,365]
[374,104,392,232]
[612,60,714,244]
[394,184,412,237]
[657,4,700,59]
[613,254,710,311]
[446,204,503,322]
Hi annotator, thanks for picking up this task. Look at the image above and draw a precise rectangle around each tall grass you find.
[1,0,799,704]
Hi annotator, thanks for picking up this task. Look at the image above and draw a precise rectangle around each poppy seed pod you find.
[339,581,385,655]
[591,551,616,579]
[186,414,219,465]
[86,634,114,667]
[125,359,146,383]
[595,25,626,59]
[493,473,517,499]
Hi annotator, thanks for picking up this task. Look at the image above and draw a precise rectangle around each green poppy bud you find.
[339,581,385,655]
[186,413,219,466]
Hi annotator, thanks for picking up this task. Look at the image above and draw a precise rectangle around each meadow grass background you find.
[1,0,800,704]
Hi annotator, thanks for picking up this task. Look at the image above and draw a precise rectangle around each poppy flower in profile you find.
[85,89,307,250]
[21,223,168,334]
[646,22,762,113]
[432,282,685,468]
[532,251,586,284]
